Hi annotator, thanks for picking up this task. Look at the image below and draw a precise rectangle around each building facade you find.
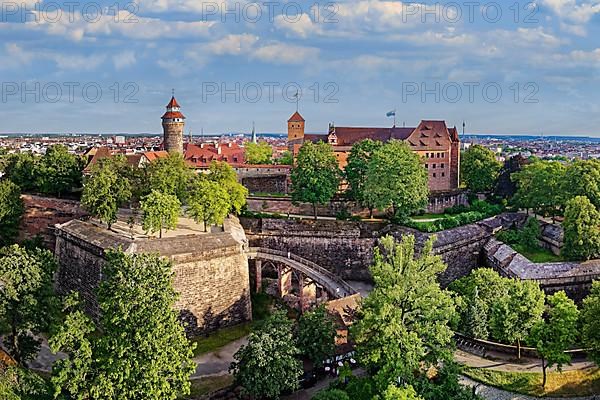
[287,112,461,192]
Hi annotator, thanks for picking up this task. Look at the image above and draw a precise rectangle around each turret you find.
[162,96,185,154]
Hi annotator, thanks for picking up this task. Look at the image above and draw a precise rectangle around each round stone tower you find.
[162,96,185,154]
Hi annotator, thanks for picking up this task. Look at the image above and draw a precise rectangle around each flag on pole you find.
[386,110,396,117]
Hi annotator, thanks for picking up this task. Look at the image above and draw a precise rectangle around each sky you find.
[1,0,600,136]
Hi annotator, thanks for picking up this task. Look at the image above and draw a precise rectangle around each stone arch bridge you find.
[247,247,358,312]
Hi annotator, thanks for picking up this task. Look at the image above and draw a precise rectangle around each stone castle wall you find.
[54,219,252,335]
[241,216,498,286]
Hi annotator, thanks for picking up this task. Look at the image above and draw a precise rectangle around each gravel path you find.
[461,376,598,400]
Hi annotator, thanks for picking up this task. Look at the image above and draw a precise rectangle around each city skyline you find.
[1,0,600,136]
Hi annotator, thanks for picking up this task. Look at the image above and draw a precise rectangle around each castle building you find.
[162,96,185,154]
[288,112,461,192]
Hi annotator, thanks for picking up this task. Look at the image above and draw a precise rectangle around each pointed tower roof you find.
[166,96,180,108]
[288,111,305,122]
[162,96,185,120]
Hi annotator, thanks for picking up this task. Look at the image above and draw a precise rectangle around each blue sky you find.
[1,0,600,136]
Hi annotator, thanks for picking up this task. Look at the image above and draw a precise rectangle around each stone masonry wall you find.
[242,217,497,286]
[20,195,87,249]
[172,250,252,334]
[55,223,252,335]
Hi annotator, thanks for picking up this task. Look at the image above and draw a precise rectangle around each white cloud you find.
[252,42,319,65]
[113,51,137,70]
[274,13,323,38]
[541,0,600,35]
[205,34,259,55]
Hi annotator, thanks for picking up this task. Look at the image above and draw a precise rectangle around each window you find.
[433,173,437,178]
[425,164,429,169]
[441,163,445,168]
[442,172,445,177]
[433,164,436,169]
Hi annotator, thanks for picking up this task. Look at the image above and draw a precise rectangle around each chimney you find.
[218,145,222,155]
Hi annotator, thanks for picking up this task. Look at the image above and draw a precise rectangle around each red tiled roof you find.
[184,143,245,168]
[329,127,415,146]
[83,146,113,172]
[166,96,180,108]
[161,111,185,120]
[288,111,305,122]
[144,151,169,162]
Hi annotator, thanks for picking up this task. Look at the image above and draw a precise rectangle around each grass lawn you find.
[512,244,566,263]
[411,213,445,221]
[190,291,276,357]
[188,375,234,398]
[190,323,253,357]
[464,366,600,397]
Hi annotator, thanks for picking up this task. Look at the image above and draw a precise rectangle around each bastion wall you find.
[54,217,252,335]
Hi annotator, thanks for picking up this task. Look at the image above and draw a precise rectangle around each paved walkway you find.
[455,349,595,373]
[192,336,247,378]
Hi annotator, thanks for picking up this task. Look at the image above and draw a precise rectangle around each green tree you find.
[563,196,600,260]
[245,141,273,164]
[50,251,195,400]
[0,245,58,365]
[81,156,132,229]
[0,365,50,399]
[529,291,579,388]
[0,180,24,246]
[490,279,545,359]
[187,176,231,232]
[582,281,600,365]
[3,152,37,192]
[512,160,566,216]
[345,139,384,217]
[297,305,336,367]
[363,140,428,219]
[146,153,193,202]
[351,235,456,391]
[450,269,512,340]
[464,286,488,340]
[291,142,341,219]
[207,161,248,214]
[277,150,294,165]
[380,384,423,400]
[461,145,501,192]
[230,310,302,399]
[561,159,600,209]
[140,190,181,238]
[35,145,83,197]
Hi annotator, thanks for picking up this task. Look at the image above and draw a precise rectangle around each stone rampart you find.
[55,217,252,335]
[484,238,600,301]
[241,214,523,286]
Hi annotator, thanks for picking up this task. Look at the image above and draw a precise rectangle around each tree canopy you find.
[0,245,58,366]
[461,144,501,192]
[207,161,248,214]
[490,279,545,359]
[563,196,600,260]
[3,153,37,192]
[245,141,273,164]
[230,310,302,399]
[529,291,579,388]
[35,145,83,197]
[0,180,24,246]
[140,190,181,238]
[187,175,231,232]
[351,235,455,391]
[297,305,337,367]
[146,153,193,203]
[50,251,196,400]
[582,281,600,365]
[345,139,384,214]
[512,160,566,216]
[561,159,600,209]
[81,156,132,229]
[291,142,341,219]
[363,140,428,219]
